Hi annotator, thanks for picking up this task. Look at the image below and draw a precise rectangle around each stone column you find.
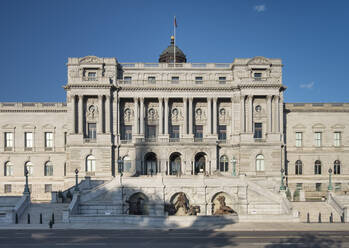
[78,95,83,134]
[72,95,77,134]
[279,95,284,135]
[140,97,144,135]
[183,97,188,135]
[240,96,245,133]
[248,95,253,133]
[231,96,235,135]
[134,97,139,134]
[158,97,163,135]
[213,97,217,135]
[98,95,103,133]
[164,98,169,135]
[105,95,111,133]
[273,96,279,133]
[267,95,272,133]
[207,97,212,135]
[188,97,193,135]
[116,96,120,141]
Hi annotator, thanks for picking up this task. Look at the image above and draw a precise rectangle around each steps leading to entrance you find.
[19,202,69,224]
[292,202,341,222]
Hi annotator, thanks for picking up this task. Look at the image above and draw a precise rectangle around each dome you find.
[159,37,187,63]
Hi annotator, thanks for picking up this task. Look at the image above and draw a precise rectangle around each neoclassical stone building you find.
[0,38,348,217]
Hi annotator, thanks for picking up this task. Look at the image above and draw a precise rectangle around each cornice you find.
[0,109,67,113]
[64,84,115,90]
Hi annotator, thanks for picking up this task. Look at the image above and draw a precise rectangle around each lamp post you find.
[231,157,237,176]
[74,169,79,192]
[280,168,286,191]
[328,168,333,191]
[23,167,30,194]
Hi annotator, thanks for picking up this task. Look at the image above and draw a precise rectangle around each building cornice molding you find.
[64,84,115,90]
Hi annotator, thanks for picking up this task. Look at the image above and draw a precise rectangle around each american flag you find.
[174,16,177,28]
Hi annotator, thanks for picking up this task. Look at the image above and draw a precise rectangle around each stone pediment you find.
[247,56,271,65]
[312,123,326,129]
[42,124,55,130]
[292,124,306,130]
[22,124,36,129]
[1,124,15,129]
[79,56,102,64]
[331,124,345,130]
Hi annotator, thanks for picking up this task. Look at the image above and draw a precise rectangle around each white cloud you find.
[300,81,315,89]
[254,4,266,12]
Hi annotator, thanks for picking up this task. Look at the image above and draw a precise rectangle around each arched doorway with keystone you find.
[144,152,157,175]
[194,152,206,175]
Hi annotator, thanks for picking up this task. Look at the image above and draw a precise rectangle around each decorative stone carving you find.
[166,192,200,216]
[213,195,236,215]
[247,56,270,65]
[79,56,102,64]
[147,108,158,121]
[123,108,133,122]
[86,104,98,121]
[195,107,206,121]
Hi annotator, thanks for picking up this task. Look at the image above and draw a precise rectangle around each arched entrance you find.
[194,152,206,175]
[128,192,149,215]
[144,152,157,175]
[169,152,181,175]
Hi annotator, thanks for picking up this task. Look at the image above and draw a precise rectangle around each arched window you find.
[4,162,13,176]
[314,160,321,175]
[25,161,34,176]
[86,155,96,172]
[219,155,229,172]
[44,161,53,176]
[169,153,181,175]
[123,156,132,172]
[256,154,264,171]
[295,160,302,175]
[334,160,341,175]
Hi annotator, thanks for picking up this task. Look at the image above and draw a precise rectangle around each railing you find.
[84,138,97,143]
[117,79,233,87]
[144,138,156,142]
[119,62,231,69]
[194,137,203,142]
[120,139,132,144]
[169,138,180,142]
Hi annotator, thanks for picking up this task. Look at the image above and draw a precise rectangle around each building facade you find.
[0,40,348,212]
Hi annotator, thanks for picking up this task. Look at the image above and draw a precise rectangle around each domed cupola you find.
[159,36,187,63]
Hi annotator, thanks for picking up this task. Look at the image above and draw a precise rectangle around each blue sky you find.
[1,0,348,102]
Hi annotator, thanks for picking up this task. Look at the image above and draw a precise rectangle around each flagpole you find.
[174,16,176,64]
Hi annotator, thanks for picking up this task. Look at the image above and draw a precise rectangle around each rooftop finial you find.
[170,36,174,44]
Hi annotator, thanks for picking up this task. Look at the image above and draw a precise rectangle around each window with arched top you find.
[219,155,229,172]
[334,160,341,175]
[295,160,302,175]
[314,160,321,175]
[44,162,53,176]
[123,156,132,172]
[256,154,264,171]
[4,162,13,176]
[25,161,34,176]
[86,155,96,172]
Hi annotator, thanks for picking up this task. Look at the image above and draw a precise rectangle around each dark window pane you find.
[254,123,263,138]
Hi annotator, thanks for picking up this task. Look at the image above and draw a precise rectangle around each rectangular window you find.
[45,132,53,148]
[218,125,227,140]
[4,184,11,193]
[121,125,132,141]
[315,183,322,192]
[146,125,157,139]
[124,76,132,84]
[87,71,96,80]
[5,132,13,148]
[315,132,322,147]
[194,125,203,140]
[218,77,226,84]
[296,183,303,190]
[171,76,179,84]
[25,132,33,148]
[334,132,341,147]
[254,123,263,139]
[64,132,67,147]
[170,125,180,139]
[88,123,97,140]
[296,132,303,147]
[45,184,52,193]
[195,76,203,84]
[254,72,262,79]
[147,76,156,84]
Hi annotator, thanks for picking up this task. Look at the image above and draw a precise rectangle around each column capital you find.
[274,95,280,100]
[164,97,169,102]
[267,95,272,100]
[247,95,253,100]
[106,95,111,99]
[133,97,139,101]
[240,95,245,101]
[78,95,83,99]
[158,97,163,101]
[139,97,144,102]
[188,97,193,101]
[98,95,103,99]
[212,97,218,101]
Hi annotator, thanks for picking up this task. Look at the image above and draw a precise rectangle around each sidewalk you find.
[0,222,348,231]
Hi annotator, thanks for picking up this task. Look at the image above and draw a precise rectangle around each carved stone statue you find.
[174,192,189,215]
[213,195,236,215]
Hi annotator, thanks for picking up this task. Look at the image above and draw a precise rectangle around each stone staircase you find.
[19,202,69,224]
[292,202,342,223]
